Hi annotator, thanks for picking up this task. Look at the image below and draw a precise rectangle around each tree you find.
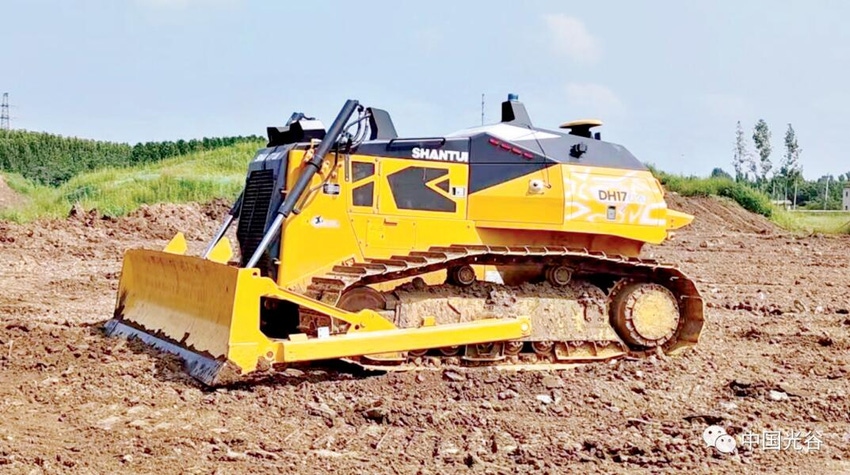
[780,123,802,180]
[752,119,772,184]
[779,123,803,204]
[0,131,264,185]
[732,121,751,181]
[711,167,733,180]
[746,154,758,183]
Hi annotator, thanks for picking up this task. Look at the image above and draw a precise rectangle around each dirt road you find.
[0,196,848,474]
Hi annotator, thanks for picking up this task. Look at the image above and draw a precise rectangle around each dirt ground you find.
[0,194,848,474]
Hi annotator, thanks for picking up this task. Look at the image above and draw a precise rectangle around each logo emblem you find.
[703,425,736,454]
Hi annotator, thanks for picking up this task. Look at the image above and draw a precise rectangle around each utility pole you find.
[824,175,830,210]
[480,93,485,126]
[793,179,798,210]
[0,93,9,131]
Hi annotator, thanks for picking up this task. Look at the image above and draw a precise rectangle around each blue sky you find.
[2,0,848,178]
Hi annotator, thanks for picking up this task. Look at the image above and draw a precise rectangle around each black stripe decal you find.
[387,167,456,212]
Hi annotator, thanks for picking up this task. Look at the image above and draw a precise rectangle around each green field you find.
[771,209,850,234]
[650,168,848,234]
[648,168,774,217]
[0,141,262,222]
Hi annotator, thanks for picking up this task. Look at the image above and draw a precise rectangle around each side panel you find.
[276,150,365,290]
[467,135,564,225]
[563,165,669,243]
[376,158,468,220]
[467,167,565,225]
[347,154,469,255]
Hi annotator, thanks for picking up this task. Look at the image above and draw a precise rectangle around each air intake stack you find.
[500,93,532,126]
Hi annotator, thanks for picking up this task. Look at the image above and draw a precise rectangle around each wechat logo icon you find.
[703,425,736,454]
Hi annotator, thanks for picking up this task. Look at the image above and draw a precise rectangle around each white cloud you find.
[565,83,624,117]
[543,14,601,63]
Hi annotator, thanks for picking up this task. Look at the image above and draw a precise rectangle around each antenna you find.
[480,93,484,126]
[0,93,9,131]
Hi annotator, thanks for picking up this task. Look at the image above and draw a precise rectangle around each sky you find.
[2,0,848,179]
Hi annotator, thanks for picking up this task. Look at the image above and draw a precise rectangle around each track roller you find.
[531,341,554,355]
[447,264,476,287]
[544,265,572,286]
[504,340,524,356]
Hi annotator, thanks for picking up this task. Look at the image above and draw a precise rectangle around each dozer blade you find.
[105,249,532,385]
[106,249,249,385]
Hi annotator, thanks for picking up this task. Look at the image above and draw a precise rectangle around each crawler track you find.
[300,245,705,369]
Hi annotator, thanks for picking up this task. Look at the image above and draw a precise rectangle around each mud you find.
[0,196,849,474]
[393,281,611,342]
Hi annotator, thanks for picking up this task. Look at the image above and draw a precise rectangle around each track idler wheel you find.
[544,265,572,286]
[336,286,389,334]
[610,282,680,349]
[337,286,387,313]
[447,264,476,287]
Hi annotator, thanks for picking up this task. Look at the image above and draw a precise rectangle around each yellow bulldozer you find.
[105,95,704,385]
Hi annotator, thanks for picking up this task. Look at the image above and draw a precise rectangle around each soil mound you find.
[0,198,231,249]
[111,199,230,240]
[665,193,779,235]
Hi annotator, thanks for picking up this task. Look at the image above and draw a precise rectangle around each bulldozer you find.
[105,95,704,385]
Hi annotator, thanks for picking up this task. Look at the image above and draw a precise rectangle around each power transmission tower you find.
[0,93,9,131]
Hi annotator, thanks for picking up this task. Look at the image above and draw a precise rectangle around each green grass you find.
[649,168,774,217]
[771,209,850,234]
[0,141,263,222]
[648,166,850,234]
